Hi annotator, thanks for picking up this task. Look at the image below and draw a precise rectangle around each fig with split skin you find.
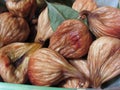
[0,42,42,83]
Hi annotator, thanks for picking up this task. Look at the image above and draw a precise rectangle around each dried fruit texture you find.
[49,19,92,59]
[0,42,42,83]
[28,48,86,86]
[6,0,37,18]
[87,36,120,88]
[72,0,97,12]
[60,78,85,88]
[80,6,120,39]
[35,7,54,43]
[0,12,30,47]
[70,60,89,79]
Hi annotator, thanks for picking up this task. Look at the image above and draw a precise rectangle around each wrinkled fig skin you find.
[28,48,86,86]
[72,0,97,12]
[87,36,120,88]
[81,7,120,39]
[60,78,84,88]
[70,60,89,80]
[0,12,30,47]
[0,42,41,83]
[35,7,54,43]
[6,0,37,18]
[49,19,92,59]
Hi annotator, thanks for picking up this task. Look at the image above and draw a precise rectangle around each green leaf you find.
[47,2,79,31]
[118,0,120,8]
[95,0,119,8]
[46,0,75,7]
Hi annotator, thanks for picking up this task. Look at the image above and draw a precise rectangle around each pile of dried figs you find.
[0,0,120,89]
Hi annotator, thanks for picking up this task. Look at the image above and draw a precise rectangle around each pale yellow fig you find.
[0,12,30,47]
[87,36,120,88]
[80,6,120,39]
[0,42,42,83]
[72,0,97,12]
[28,48,87,86]
[35,7,54,43]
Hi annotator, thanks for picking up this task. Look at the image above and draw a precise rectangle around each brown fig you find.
[35,7,54,43]
[28,48,87,86]
[0,12,30,47]
[49,19,92,59]
[87,36,120,88]
[6,0,37,18]
[80,6,120,39]
[72,0,97,12]
[0,42,42,83]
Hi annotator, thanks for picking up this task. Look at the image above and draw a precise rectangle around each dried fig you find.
[0,42,42,83]
[0,12,30,47]
[35,7,54,43]
[28,48,87,86]
[72,0,97,12]
[80,6,120,39]
[60,78,84,88]
[49,19,92,59]
[6,0,37,18]
[87,36,120,88]
[70,59,89,79]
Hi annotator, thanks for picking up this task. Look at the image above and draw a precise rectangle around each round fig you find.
[0,12,30,47]
[49,19,93,59]
[87,36,120,88]
[80,6,120,39]
[0,42,41,83]
[6,0,37,18]
[28,48,87,86]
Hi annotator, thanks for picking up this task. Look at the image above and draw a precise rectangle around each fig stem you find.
[79,10,91,20]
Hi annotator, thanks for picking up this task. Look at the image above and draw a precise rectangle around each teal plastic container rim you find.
[0,82,120,90]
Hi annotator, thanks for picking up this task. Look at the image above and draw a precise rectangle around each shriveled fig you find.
[60,78,84,88]
[49,19,92,59]
[28,48,87,86]
[87,36,120,88]
[35,7,54,43]
[80,6,120,39]
[0,12,30,47]
[70,59,89,79]
[6,0,37,18]
[72,0,97,12]
[0,42,42,83]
